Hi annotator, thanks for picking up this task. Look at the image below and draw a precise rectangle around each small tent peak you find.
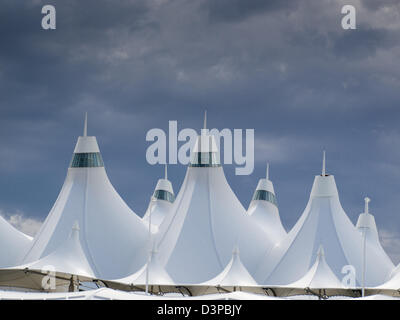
[72,221,80,232]
[71,221,80,241]
[232,245,240,257]
[150,238,158,255]
[317,245,325,258]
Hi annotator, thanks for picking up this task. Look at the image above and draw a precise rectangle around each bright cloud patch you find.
[0,210,42,237]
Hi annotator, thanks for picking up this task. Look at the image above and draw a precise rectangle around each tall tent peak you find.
[71,115,103,167]
[190,111,220,167]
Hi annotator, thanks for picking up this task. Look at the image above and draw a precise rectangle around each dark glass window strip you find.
[70,152,104,168]
[189,152,221,167]
[153,189,175,203]
[252,190,278,206]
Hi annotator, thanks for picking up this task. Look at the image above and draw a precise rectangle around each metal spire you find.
[203,110,207,130]
[83,112,88,137]
[364,197,370,214]
[165,164,168,180]
[322,150,326,176]
[266,162,270,181]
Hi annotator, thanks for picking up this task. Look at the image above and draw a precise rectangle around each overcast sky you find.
[1,0,400,263]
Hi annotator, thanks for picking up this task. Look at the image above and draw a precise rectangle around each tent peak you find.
[317,245,325,258]
[72,221,80,232]
[232,245,240,257]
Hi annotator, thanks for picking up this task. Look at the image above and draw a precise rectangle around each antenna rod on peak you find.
[266,163,270,180]
[203,110,207,130]
[83,112,88,137]
[364,197,370,214]
[165,164,168,180]
[322,150,326,176]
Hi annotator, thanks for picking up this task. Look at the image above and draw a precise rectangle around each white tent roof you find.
[247,163,286,242]
[143,165,175,231]
[0,215,32,268]
[285,246,345,289]
[22,117,149,279]
[255,156,394,287]
[114,243,174,286]
[156,123,275,284]
[202,247,258,287]
[355,198,394,278]
[16,222,95,279]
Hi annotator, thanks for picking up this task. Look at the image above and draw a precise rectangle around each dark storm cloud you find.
[1,0,400,262]
[362,0,400,11]
[201,0,299,23]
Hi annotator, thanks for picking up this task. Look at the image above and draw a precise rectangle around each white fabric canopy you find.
[285,246,345,289]
[255,174,394,287]
[0,215,32,268]
[156,133,275,284]
[22,129,149,279]
[247,170,286,242]
[202,247,257,287]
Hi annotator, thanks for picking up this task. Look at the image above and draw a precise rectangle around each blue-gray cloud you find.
[1,0,400,263]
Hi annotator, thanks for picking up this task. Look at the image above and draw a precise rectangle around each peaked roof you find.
[22,116,149,279]
[115,242,174,286]
[156,122,274,284]
[255,157,394,287]
[143,166,175,230]
[285,246,345,289]
[202,247,258,287]
[17,222,95,278]
[247,163,286,242]
[0,215,32,267]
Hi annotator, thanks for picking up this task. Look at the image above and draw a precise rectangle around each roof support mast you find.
[362,197,370,297]
[83,112,88,137]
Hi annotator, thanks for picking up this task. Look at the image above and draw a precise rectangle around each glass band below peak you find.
[153,189,175,203]
[189,152,221,167]
[70,152,104,168]
[252,190,278,207]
